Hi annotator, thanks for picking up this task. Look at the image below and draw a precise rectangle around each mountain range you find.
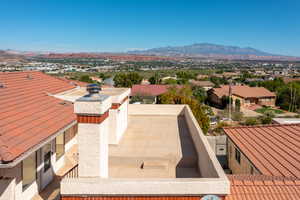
[1,43,300,61]
[128,43,300,61]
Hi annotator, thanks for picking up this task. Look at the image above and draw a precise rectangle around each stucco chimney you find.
[74,84,111,178]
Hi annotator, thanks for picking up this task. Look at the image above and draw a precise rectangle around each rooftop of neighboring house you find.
[283,77,300,83]
[224,123,300,178]
[0,71,78,164]
[210,85,276,99]
[225,175,300,200]
[130,84,169,96]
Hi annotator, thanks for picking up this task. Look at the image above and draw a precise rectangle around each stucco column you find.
[74,85,112,178]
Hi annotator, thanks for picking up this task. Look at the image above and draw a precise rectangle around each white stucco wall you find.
[109,99,129,144]
[78,119,109,178]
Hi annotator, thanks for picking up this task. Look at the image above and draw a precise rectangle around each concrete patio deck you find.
[109,115,200,178]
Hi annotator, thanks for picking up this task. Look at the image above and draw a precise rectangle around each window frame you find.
[22,151,37,191]
[55,131,65,161]
[235,147,241,164]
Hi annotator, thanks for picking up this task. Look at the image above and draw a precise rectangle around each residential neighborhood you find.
[1,0,300,199]
[0,71,300,200]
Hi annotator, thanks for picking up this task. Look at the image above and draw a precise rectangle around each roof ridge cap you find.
[223,123,300,130]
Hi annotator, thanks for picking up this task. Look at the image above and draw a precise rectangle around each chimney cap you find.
[87,84,101,95]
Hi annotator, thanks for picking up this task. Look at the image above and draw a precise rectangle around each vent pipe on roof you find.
[86,83,101,95]
[0,83,4,88]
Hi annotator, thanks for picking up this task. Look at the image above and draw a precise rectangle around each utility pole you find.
[228,80,232,121]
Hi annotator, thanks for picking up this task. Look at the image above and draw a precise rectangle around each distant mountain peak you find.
[128,43,277,57]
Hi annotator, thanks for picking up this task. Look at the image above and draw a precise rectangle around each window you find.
[44,143,52,172]
[56,132,65,161]
[235,147,241,164]
[22,152,36,190]
[251,166,254,174]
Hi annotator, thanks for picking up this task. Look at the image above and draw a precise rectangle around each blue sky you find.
[1,0,300,56]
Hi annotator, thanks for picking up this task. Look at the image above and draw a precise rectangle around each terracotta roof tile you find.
[226,175,300,200]
[0,71,77,162]
[212,85,275,98]
[224,124,300,178]
[130,84,183,96]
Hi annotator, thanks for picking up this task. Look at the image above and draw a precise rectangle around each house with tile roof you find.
[225,175,300,200]
[208,85,276,108]
[189,80,214,91]
[223,124,300,178]
[1,71,299,200]
[130,84,175,103]
[0,71,80,200]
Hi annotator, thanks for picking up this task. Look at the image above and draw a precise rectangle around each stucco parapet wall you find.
[128,104,185,116]
[61,178,230,195]
[106,88,131,104]
[74,95,112,115]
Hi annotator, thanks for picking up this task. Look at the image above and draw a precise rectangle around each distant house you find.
[224,124,300,178]
[90,76,102,83]
[196,74,209,80]
[208,85,276,108]
[131,84,169,97]
[283,77,300,84]
[189,80,214,91]
[141,79,150,85]
[130,84,170,103]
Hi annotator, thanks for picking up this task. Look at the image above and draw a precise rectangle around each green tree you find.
[113,72,143,88]
[149,73,161,84]
[235,99,241,112]
[163,78,177,85]
[260,116,272,124]
[160,86,210,134]
[244,118,259,126]
[79,75,94,83]
[98,73,111,80]
[192,86,207,103]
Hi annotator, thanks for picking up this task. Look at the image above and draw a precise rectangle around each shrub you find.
[232,111,244,122]
[260,116,272,124]
[244,118,259,126]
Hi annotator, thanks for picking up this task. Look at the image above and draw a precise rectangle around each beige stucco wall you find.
[231,95,246,107]
[78,119,109,178]
[227,139,260,175]
[258,97,276,107]
[109,99,129,144]
[183,106,227,179]
[128,104,185,115]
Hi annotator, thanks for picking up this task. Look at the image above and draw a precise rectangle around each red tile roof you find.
[0,71,77,162]
[226,175,300,200]
[224,124,300,178]
[131,85,169,96]
[212,85,275,98]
